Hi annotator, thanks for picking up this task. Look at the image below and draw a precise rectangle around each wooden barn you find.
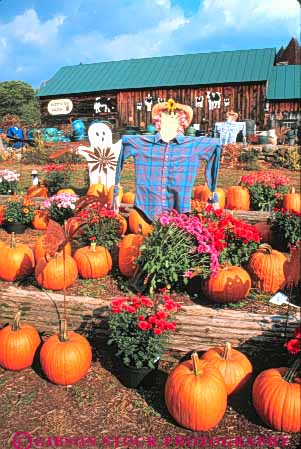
[37,40,301,133]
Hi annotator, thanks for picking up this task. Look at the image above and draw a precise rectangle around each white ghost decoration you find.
[77,122,122,188]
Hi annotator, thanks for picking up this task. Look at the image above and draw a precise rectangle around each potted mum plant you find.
[0,169,20,195]
[4,196,35,233]
[42,193,78,225]
[107,293,181,388]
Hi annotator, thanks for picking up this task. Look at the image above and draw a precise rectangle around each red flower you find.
[285,338,301,355]
[140,296,154,308]
[138,315,145,321]
[165,322,176,331]
[137,321,151,331]
[154,328,162,335]
[156,311,167,320]
[123,305,136,313]
[148,315,157,324]
[295,326,301,339]
[89,236,96,241]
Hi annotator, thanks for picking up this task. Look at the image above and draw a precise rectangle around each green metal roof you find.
[37,48,276,97]
[267,65,301,100]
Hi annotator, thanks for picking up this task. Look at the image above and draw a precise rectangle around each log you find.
[0,286,299,362]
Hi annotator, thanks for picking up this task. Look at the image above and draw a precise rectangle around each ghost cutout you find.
[77,122,122,188]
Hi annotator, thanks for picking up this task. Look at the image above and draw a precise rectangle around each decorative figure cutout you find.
[144,94,153,112]
[136,102,143,111]
[224,97,230,108]
[195,96,204,108]
[93,97,117,114]
[207,91,222,110]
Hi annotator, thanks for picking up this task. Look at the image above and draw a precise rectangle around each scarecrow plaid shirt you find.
[114,132,222,221]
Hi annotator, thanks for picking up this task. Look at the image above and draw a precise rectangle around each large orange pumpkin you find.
[226,186,250,211]
[32,210,49,230]
[201,342,253,395]
[118,234,144,277]
[282,187,301,213]
[86,183,108,198]
[40,320,92,385]
[122,191,135,204]
[0,233,35,281]
[252,362,301,433]
[0,311,40,371]
[165,352,227,431]
[56,188,76,195]
[35,253,78,290]
[74,243,112,279]
[27,185,48,198]
[247,244,287,293]
[193,184,210,201]
[107,185,123,205]
[34,234,72,262]
[254,222,273,244]
[202,266,251,303]
[128,209,153,235]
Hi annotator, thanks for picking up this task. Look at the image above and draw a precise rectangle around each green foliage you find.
[44,166,72,196]
[271,209,301,251]
[4,197,35,225]
[0,81,40,125]
[238,148,260,170]
[273,146,301,171]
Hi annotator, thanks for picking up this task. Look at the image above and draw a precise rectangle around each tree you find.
[0,81,40,126]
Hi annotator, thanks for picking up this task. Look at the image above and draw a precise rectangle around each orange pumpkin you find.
[0,205,6,225]
[226,186,250,211]
[165,352,227,431]
[128,209,153,235]
[107,185,123,205]
[202,266,251,303]
[283,187,301,213]
[56,188,76,195]
[116,214,128,235]
[254,222,273,244]
[34,234,72,262]
[32,210,49,230]
[247,244,287,293]
[118,234,144,277]
[74,243,112,279]
[27,185,48,198]
[0,311,40,371]
[122,191,135,204]
[193,184,210,201]
[86,183,108,198]
[40,320,92,385]
[35,253,78,290]
[0,233,35,281]
[252,363,301,433]
[201,342,253,395]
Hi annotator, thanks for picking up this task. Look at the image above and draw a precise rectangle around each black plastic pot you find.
[5,222,27,234]
[115,356,159,388]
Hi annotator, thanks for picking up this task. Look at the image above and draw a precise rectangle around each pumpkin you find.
[32,209,49,230]
[165,352,227,431]
[56,188,76,195]
[128,209,153,235]
[40,320,92,385]
[0,233,35,281]
[284,244,301,289]
[122,191,135,204]
[86,183,108,198]
[252,362,301,433]
[34,234,72,262]
[74,243,112,279]
[201,342,253,395]
[116,214,128,235]
[35,253,78,290]
[27,185,48,198]
[283,187,301,213]
[202,266,251,303]
[107,185,123,205]
[193,184,210,201]
[254,222,273,244]
[226,186,250,211]
[247,244,287,293]
[0,205,6,225]
[118,234,144,277]
[0,311,40,371]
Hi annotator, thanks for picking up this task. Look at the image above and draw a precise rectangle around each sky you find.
[0,0,299,88]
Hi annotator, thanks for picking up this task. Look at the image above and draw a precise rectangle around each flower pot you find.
[115,356,159,388]
[5,222,27,234]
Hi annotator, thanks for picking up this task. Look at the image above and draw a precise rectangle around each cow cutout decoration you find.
[157,97,166,104]
[77,122,122,188]
[224,97,230,108]
[195,96,204,108]
[144,94,153,112]
[94,97,117,114]
[136,101,143,111]
[207,92,222,110]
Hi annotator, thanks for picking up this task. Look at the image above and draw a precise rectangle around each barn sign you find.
[47,99,73,115]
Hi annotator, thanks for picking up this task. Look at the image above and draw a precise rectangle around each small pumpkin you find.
[247,244,287,293]
[0,233,35,281]
[0,312,41,371]
[107,185,123,205]
[35,253,78,290]
[34,234,72,262]
[32,209,49,230]
[165,352,227,431]
[226,186,250,211]
[118,233,144,277]
[202,266,251,303]
[122,191,135,204]
[128,209,153,235]
[56,188,76,195]
[201,342,253,395]
[40,319,92,385]
[252,361,301,433]
[282,187,301,213]
[74,243,112,279]
[254,222,273,244]
[86,183,108,198]
[193,184,210,201]
[27,185,48,198]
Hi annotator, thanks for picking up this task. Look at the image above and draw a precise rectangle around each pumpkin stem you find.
[138,224,143,235]
[12,311,21,331]
[191,351,200,376]
[223,342,231,360]
[90,242,97,252]
[283,359,300,383]
[11,232,16,248]
[259,243,273,254]
[59,319,69,342]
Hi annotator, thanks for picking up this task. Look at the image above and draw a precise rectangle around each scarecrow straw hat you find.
[152,99,193,125]
[226,110,238,120]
